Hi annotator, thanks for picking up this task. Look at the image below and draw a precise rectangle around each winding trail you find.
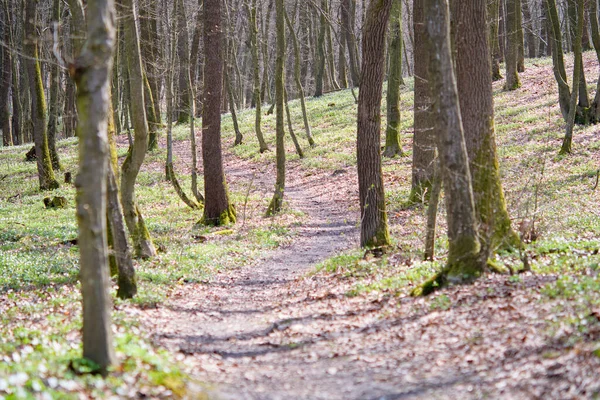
[135,149,600,400]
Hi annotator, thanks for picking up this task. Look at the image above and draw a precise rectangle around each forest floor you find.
[1,55,600,399]
[132,147,600,400]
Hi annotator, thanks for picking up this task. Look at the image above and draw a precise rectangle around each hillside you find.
[1,54,599,398]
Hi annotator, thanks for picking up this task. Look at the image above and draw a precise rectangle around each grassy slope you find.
[0,53,599,397]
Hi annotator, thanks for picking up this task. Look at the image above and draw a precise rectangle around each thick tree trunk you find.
[411,0,436,202]
[357,0,392,248]
[24,0,59,190]
[73,0,116,373]
[383,0,404,158]
[201,0,236,225]
[266,0,287,216]
[120,0,157,259]
[455,0,519,252]
[505,0,521,90]
[414,0,482,296]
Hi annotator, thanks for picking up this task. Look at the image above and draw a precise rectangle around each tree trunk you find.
[560,0,584,155]
[547,0,574,121]
[325,2,339,90]
[24,0,59,190]
[504,0,521,90]
[488,0,503,81]
[285,7,316,147]
[120,0,157,259]
[342,0,360,86]
[201,0,236,226]
[0,7,12,147]
[383,0,404,158]
[73,0,116,373]
[176,0,191,124]
[589,0,600,122]
[455,0,519,252]
[47,0,62,170]
[411,0,436,202]
[357,0,392,248]
[414,0,482,296]
[314,0,327,97]
[516,0,525,72]
[338,21,348,88]
[266,0,287,216]
[247,0,269,153]
[522,0,536,58]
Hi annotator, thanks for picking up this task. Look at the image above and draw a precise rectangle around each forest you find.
[0,0,599,398]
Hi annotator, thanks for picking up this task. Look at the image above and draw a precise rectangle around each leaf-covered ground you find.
[1,54,599,399]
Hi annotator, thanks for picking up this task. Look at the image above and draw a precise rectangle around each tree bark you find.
[589,0,600,122]
[342,0,360,86]
[176,0,191,124]
[47,0,62,170]
[357,0,392,248]
[247,0,269,153]
[0,6,12,147]
[455,0,519,252]
[314,0,327,97]
[488,0,503,81]
[547,0,574,121]
[560,0,584,155]
[411,0,436,202]
[504,0,522,90]
[201,0,236,225]
[24,0,59,190]
[72,0,116,372]
[383,0,404,158]
[120,0,157,258]
[266,0,287,216]
[414,0,482,296]
[284,6,316,147]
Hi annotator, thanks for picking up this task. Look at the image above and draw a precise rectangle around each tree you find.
[246,0,269,153]
[383,0,404,158]
[175,0,192,124]
[0,4,12,147]
[72,0,117,372]
[357,0,392,248]
[47,0,62,170]
[201,0,236,225]
[413,0,482,296]
[560,0,584,154]
[314,0,327,97]
[488,0,503,81]
[455,0,519,252]
[284,6,315,147]
[24,0,59,190]
[341,0,360,86]
[266,0,287,216]
[120,0,157,258]
[410,0,436,202]
[504,0,521,90]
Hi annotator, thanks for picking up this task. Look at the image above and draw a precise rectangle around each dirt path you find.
[134,150,600,400]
